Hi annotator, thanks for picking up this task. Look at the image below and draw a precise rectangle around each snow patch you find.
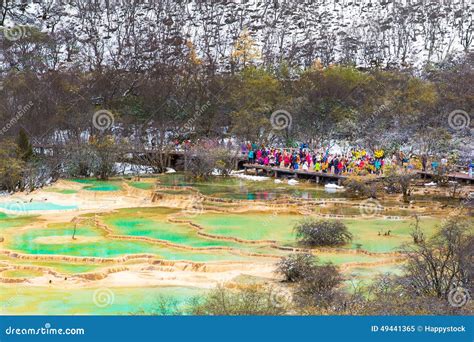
[231,173,269,182]
[114,163,154,175]
[325,183,344,190]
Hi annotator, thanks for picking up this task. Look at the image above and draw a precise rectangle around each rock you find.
[325,183,344,189]
[288,179,299,185]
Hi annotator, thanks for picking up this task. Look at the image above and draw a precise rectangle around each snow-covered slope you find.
[1,0,472,70]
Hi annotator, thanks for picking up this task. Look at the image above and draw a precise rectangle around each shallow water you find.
[103,208,248,249]
[72,179,122,191]
[0,214,39,229]
[189,213,297,244]
[189,212,441,252]
[6,222,256,262]
[128,181,155,190]
[0,285,204,315]
[158,174,345,200]
[0,202,77,212]
[0,175,456,315]
[43,188,78,194]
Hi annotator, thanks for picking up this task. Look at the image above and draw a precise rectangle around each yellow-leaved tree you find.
[230,28,260,73]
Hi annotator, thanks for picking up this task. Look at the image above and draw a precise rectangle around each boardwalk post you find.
[243,164,350,183]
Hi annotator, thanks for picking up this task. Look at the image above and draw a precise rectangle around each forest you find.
[0,0,472,319]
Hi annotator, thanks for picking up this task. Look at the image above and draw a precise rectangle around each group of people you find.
[244,143,474,178]
[245,145,386,175]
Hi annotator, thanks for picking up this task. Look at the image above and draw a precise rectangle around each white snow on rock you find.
[231,173,269,181]
[114,163,154,175]
[325,183,344,189]
[288,179,299,186]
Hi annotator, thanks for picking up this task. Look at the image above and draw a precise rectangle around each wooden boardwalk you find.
[243,164,347,184]
[244,164,474,185]
[417,171,473,184]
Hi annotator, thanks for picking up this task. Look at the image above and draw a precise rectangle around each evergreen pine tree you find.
[16,128,33,161]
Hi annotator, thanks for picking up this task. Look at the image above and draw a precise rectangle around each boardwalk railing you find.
[243,163,347,184]
[244,164,473,184]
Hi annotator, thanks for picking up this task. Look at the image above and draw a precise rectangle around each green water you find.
[0,175,456,315]
[6,223,254,262]
[345,217,440,252]
[0,202,77,212]
[2,269,44,278]
[129,181,154,190]
[72,179,122,192]
[0,254,104,274]
[189,213,297,243]
[41,263,100,274]
[103,208,259,250]
[189,213,441,252]
[0,214,38,229]
[342,264,406,291]
[348,264,404,278]
[0,285,205,315]
[157,174,344,200]
[44,188,78,194]
[314,252,388,265]
[84,184,121,192]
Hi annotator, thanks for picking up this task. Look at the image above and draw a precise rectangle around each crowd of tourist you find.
[244,145,386,175]
[171,139,472,177]
[242,143,473,177]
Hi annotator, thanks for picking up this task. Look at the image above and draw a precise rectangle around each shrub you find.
[383,165,414,202]
[185,141,239,179]
[343,174,377,198]
[189,284,289,315]
[63,137,120,180]
[276,253,318,282]
[294,263,343,309]
[0,140,25,191]
[294,219,352,247]
[403,215,473,299]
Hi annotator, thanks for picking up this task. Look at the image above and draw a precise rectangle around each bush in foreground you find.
[276,253,318,282]
[294,262,344,309]
[189,284,289,315]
